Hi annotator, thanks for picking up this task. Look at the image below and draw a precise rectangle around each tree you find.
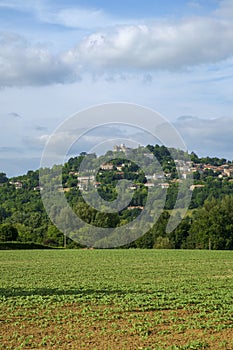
[188,196,233,249]
[15,223,33,242]
[153,236,173,249]
[0,207,7,223]
[44,225,64,247]
[0,224,18,241]
[0,172,8,183]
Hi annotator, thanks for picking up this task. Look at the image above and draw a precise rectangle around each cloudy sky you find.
[0,0,233,177]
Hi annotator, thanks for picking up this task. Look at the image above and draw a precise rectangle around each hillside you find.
[1,144,233,249]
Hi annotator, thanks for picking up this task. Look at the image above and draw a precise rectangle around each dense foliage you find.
[0,145,233,249]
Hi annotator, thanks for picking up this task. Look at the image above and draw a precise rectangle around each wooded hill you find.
[1,144,233,249]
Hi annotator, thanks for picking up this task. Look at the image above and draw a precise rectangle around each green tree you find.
[0,172,8,183]
[170,216,191,248]
[188,196,233,249]
[0,223,18,241]
[44,225,64,247]
[0,207,8,223]
[153,236,173,249]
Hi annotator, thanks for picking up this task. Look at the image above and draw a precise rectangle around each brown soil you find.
[1,304,233,349]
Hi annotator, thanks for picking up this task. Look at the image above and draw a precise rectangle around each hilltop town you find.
[1,144,233,250]
[5,144,233,194]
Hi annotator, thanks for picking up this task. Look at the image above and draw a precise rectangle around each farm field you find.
[0,249,233,350]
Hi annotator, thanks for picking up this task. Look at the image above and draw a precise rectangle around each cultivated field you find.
[0,249,233,349]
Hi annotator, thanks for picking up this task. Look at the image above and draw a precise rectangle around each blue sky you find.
[0,0,233,176]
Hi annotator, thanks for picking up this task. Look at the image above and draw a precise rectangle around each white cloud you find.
[35,124,130,157]
[1,17,233,88]
[0,32,78,86]
[37,131,76,150]
[66,16,233,71]
[0,0,132,30]
[0,2,233,86]
[40,7,122,29]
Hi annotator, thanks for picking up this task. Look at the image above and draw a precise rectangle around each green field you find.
[0,250,233,349]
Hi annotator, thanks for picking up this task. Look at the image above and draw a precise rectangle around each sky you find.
[0,0,233,177]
